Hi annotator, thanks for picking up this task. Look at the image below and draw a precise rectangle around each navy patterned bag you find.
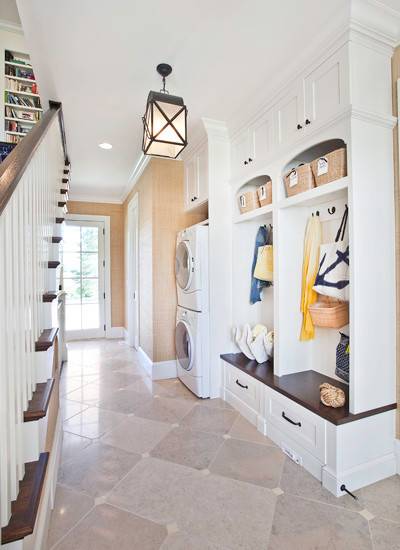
[336,332,349,383]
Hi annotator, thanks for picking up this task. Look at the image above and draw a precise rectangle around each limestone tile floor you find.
[48,339,400,549]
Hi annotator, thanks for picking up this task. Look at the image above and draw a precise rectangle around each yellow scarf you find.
[300,215,322,340]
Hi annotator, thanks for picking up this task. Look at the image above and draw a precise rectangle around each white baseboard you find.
[106,326,125,339]
[395,439,400,474]
[137,347,177,380]
[322,452,397,497]
[151,360,177,380]
[123,328,129,341]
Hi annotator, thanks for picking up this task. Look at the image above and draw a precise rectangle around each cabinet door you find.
[184,157,198,209]
[196,144,208,204]
[273,85,302,147]
[231,129,250,179]
[303,48,347,128]
[250,110,272,169]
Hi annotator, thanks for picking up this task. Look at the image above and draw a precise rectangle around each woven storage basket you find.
[238,189,260,214]
[284,164,314,197]
[311,148,347,187]
[309,295,349,329]
[257,180,272,207]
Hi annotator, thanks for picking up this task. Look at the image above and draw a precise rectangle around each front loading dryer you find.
[175,306,210,398]
[175,224,208,313]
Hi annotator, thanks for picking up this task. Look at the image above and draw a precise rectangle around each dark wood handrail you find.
[0,101,69,216]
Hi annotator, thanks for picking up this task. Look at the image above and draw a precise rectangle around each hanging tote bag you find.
[335,332,350,382]
[254,245,273,281]
[313,205,349,301]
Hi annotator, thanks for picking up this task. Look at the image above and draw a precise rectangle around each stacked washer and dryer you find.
[175,223,210,398]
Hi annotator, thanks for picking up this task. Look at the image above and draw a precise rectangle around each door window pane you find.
[82,304,100,329]
[81,253,98,278]
[81,279,98,303]
[66,305,82,330]
[63,225,81,252]
[63,253,81,278]
[81,227,99,252]
[64,278,81,304]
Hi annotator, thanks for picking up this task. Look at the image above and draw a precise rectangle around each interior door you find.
[175,320,194,371]
[127,196,139,349]
[63,220,105,339]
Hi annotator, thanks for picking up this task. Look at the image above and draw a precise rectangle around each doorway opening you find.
[126,195,139,349]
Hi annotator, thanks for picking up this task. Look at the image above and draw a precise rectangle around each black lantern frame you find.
[142,64,188,159]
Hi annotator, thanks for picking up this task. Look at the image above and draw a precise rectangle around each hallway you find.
[48,339,400,549]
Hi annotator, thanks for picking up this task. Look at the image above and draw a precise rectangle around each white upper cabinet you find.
[302,48,347,130]
[273,83,303,146]
[184,142,208,210]
[231,110,272,181]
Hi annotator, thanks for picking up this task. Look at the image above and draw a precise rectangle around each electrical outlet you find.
[282,444,302,466]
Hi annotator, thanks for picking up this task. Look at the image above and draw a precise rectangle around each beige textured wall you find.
[392,47,400,437]
[124,158,208,363]
[68,201,125,328]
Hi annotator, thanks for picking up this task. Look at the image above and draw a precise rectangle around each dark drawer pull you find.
[236,379,248,389]
[282,411,301,427]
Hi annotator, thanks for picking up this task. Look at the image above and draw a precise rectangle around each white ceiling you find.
[0,0,21,25]
[13,0,394,202]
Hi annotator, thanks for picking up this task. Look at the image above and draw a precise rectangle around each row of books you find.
[5,77,38,95]
[5,91,41,109]
[5,106,40,122]
[6,134,22,144]
[5,66,35,80]
[5,120,31,135]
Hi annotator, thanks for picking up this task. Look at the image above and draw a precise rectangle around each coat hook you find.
[328,206,336,215]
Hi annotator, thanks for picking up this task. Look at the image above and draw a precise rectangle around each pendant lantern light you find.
[142,63,188,159]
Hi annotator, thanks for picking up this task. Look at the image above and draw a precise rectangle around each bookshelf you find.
[4,49,42,144]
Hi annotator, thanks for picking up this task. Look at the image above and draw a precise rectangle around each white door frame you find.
[126,194,139,349]
[65,213,112,338]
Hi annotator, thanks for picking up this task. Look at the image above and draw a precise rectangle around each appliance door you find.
[175,320,194,371]
[175,241,193,291]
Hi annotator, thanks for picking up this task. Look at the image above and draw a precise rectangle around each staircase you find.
[0,101,69,549]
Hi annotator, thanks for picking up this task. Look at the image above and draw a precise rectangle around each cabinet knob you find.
[248,158,253,162]
[297,124,303,130]
[244,160,248,165]
[305,118,311,125]
[193,196,198,200]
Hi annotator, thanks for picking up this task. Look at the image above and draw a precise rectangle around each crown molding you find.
[202,118,230,141]
[350,0,400,48]
[68,193,123,205]
[120,153,150,202]
[0,18,23,34]
[351,106,397,128]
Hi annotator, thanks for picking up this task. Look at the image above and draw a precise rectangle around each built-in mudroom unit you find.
[183,15,398,497]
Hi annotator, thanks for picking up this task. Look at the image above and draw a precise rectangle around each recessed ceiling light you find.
[99,142,112,150]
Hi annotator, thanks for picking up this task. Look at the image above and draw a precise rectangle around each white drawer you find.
[224,363,261,412]
[265,389,326,462]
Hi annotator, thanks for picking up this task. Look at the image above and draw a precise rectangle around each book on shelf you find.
[5,106,39,122]
[5,91,41,109]
[5,77,38,95]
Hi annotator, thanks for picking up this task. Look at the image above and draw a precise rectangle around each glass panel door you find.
[63,220,105,339]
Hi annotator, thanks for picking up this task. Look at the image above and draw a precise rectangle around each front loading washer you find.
[175,306,210,398]
[175,224,208,313]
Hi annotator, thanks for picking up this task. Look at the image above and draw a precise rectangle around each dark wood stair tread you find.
[60,188,68,195]
[58,201,67,207]
[52,236,63,243]
[1,453,49,544]
[24,379,55,422]
[220,353,397,426]
[55,217,64,224]
[42,291,58,303]
[35,328,59,352]
[48,261,60,269]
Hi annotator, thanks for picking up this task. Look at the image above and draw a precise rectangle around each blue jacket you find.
[250,225,273,304]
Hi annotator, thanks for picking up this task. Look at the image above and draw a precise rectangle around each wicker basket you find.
[238,189,260,214]
[257,180,272,207]
[311,148,347,187]
[309,296,349,329]
[284,163,314,197]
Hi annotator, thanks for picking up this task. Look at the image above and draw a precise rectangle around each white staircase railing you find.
[0,105,66,530]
